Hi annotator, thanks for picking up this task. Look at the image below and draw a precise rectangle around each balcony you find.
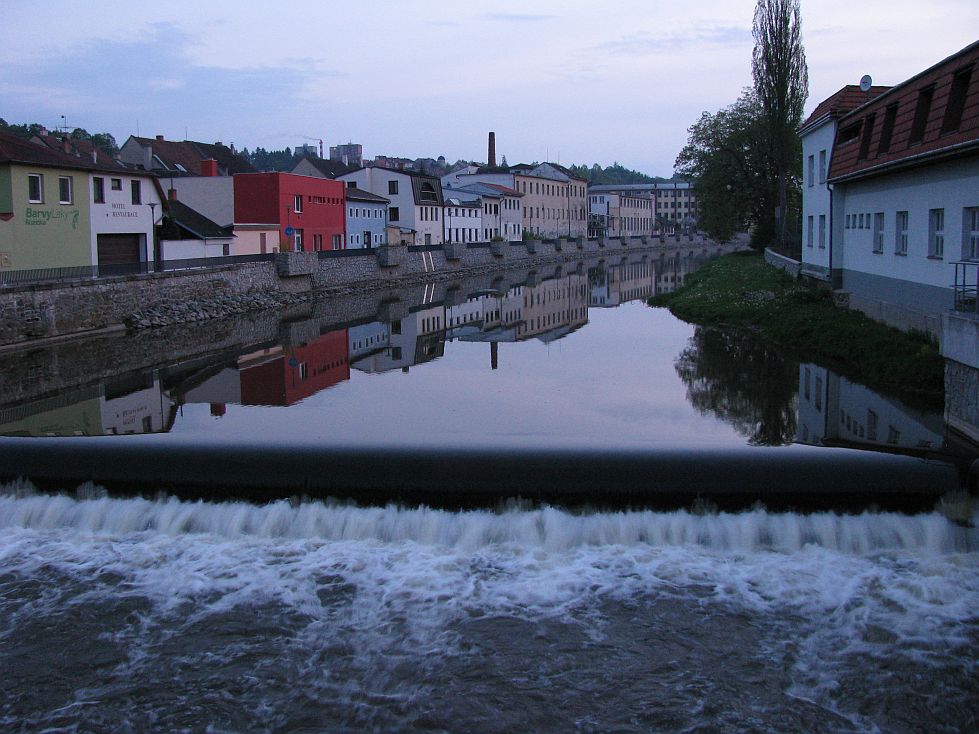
[953,261,979,315]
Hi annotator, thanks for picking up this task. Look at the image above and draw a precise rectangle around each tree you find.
[675,90,781,244]
[752,0,808,248]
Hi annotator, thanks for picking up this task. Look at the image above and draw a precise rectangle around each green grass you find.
[649,251,944,407]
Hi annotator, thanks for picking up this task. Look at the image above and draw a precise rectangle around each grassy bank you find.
[649,251,944,405]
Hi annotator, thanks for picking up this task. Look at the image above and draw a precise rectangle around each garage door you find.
[97,233,141,266]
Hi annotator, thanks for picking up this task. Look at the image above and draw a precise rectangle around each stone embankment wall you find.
[0,234,730,346]
[763,248,802,279]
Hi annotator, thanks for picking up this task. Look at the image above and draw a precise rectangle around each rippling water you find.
[2,483,977,733]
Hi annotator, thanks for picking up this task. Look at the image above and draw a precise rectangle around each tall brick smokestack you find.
[488,131,496,167]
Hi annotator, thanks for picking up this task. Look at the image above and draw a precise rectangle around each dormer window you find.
[419,183,438,202]
[858,113,876,160]
[839,121,862,145]
[909,84,935,144]
[877,104,898,155]
[941,65,973,134]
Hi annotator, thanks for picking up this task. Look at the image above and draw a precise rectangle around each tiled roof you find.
[128,136,256,175]
[0,130,125,173]
[33,134,118,165]
[800,85,890,133]
[294,156,351,179]
[344,187,389,204]
[481,183,523,197]
[829,40,979,182]
[166,199,232,240]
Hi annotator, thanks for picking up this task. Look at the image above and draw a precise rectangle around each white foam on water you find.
[1,482,977,731]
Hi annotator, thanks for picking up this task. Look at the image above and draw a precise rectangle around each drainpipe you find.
[827,182,835,287]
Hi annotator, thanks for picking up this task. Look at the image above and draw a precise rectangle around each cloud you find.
[482,12,556,23]
[598,25,751,55]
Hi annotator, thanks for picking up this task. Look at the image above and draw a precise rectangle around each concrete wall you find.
[764,247,802,279]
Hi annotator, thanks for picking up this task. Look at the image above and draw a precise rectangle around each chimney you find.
[488,131,496,168]
[62,137,71,154]
[143,144,153,171]
[156,134,164,141]
[214,141,223,147]
[230,142,236,155]
[91,150,98,163]
[168,187,177,201]
[201,159,218,177]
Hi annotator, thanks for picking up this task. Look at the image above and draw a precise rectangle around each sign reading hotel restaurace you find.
[25,207,80,229]
[110,203,138,218]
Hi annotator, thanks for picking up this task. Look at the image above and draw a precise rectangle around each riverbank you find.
[648,251,945,406]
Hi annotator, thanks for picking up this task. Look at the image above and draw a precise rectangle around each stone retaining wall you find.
[1,234,728,346]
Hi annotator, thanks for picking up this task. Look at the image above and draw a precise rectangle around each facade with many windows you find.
[343,186,388,248]
[801,40,979,334]
[340,167,444,245]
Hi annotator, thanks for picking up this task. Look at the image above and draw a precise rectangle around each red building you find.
[239,330,350,406]
[234,172,346,251]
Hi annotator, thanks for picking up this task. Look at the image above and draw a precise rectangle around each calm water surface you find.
[1,257,977,732]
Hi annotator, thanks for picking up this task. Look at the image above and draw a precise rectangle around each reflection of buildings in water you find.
[350,305,445,374]
[183,331,350,408]
[796,364,944,451]
[517,274,589,342]
[654,252,707,295]
[349,322,390,362]
[0,374,177,437]
[590,262,654,307]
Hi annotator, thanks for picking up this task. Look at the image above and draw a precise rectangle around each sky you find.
[1,1,977,176]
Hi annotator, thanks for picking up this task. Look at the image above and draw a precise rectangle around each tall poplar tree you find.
[751,0,808,248]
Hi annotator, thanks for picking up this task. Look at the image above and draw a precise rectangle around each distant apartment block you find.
[330,143,363,168]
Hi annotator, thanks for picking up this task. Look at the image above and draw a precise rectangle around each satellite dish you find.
[859,74,873,93]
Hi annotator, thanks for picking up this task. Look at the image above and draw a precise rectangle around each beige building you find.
[588,189,653,238]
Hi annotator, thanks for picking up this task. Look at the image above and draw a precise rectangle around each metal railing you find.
[953,260,979,315]
[0,253,275,287]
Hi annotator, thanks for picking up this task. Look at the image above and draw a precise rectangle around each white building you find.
[339,167,444,245]
[803,40,979,337]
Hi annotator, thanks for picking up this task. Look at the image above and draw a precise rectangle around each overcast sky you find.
[2,1,976,176]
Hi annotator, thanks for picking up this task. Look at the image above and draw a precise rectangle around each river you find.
[0,254,976,732]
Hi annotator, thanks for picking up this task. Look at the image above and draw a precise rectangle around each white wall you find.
[89,172,160,265]
[800,119,835,275]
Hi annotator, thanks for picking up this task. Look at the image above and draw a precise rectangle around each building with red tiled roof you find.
[118,135,256,176]
[800,40,979,340]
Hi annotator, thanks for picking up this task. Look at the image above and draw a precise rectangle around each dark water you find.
[1,255,978,732]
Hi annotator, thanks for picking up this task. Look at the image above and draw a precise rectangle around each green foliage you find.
[567,162,672,185]
[752,0,808,247]
[650,253,944,406]
[247,146,299,172]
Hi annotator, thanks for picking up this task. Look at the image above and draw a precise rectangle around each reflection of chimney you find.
[210,403,226,417]
[488,131,496,167]
[168,187,177,201]
[491,341,498,370]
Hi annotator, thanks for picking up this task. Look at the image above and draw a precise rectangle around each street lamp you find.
[148,202,159,271]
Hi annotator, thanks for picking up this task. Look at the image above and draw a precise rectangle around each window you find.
[858,113,875,160]
[388,180,399,195]
[818,150,827,183]
[389,206,399,222]
[929,208,944,258]
[294,194,302,213]
[111,178,122,190]
[28,173,43,203]
[872,212,884,253]
[867,410,878,442]
[93,177,105,204]
[818,215,826,249]
[815,376,823,411]
[58,176,73,204]
[294,228,304,251]
[130,179,141,204]
[909,85,935,144]
[941,66,973,134]
[807,216,814,247]
[896,211,909,254]
[845,214,850,229]
[839,122,862,145]
[332,234,342,249]
[965,207,979,260]
[878,104,898,155]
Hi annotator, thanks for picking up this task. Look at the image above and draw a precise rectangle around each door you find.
[97,233,141,272]
[364,230,372,249]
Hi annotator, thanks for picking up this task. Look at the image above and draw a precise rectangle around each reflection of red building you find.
[234,172,346,251]
[240,330,350,405]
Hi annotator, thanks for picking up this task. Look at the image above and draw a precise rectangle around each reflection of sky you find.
[157,303,742,451]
